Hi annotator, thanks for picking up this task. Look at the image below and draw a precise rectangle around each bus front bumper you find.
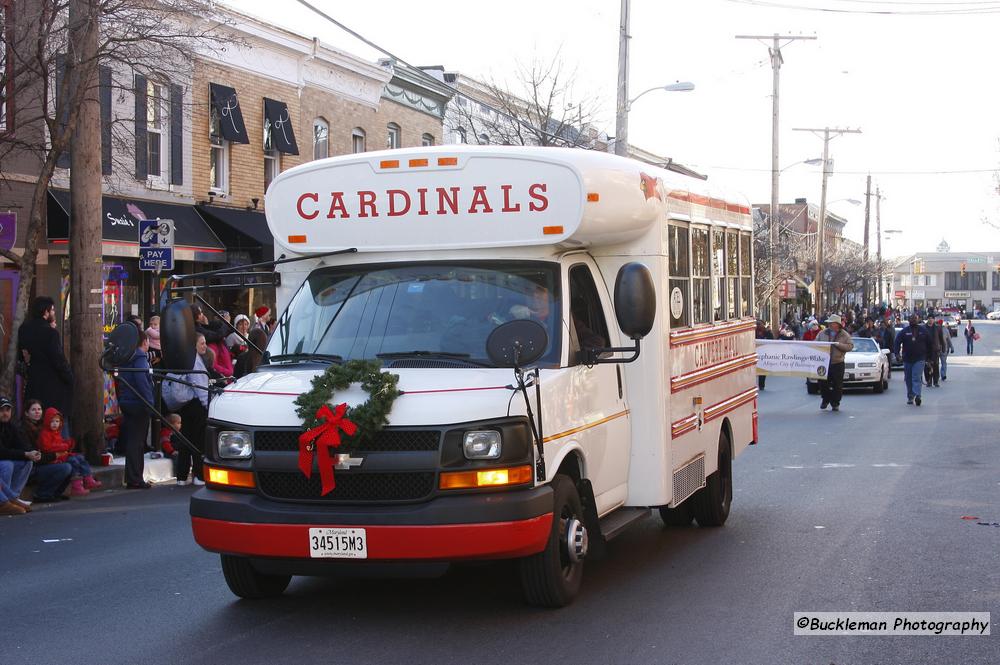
[190,486,553,562]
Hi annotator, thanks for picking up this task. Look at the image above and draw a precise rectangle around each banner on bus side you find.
[755,339,832,378]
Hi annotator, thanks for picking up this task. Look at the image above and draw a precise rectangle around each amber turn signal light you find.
[439,465,533,490]
[205,466,256,489]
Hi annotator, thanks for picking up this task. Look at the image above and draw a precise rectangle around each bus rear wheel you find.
[519,475,585,608]
[221,555,292,599]
[692,430,733,527]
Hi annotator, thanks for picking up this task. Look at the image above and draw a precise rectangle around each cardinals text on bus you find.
[295,183,550,221]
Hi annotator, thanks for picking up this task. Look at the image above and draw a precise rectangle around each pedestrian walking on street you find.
[964,319,977,354]
[815,314,854,412]
[755,320,774,390]
[116,329,155,489]
[923,318,942,387]
[17,296,73,426]
[936,318,953,381]
[895,314,931,406]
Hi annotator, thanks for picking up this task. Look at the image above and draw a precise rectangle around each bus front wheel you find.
[519,474,585,608]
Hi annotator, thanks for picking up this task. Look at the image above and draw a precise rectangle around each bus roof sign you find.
[265,148,584,254]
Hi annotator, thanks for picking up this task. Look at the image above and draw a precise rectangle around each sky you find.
[225,0,1000,259]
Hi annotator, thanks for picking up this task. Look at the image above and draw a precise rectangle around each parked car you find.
[807,336,891,394]
[938,308,961,336]
[987,310,1000,321]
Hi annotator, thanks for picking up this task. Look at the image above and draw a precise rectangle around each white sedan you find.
[807,337,892,394]
[988,310,1000,321]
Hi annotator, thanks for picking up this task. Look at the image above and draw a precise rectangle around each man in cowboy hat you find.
[815,314,854,411]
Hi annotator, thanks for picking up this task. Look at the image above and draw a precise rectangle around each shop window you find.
[352,127,366,153]
[264,149,280,192]
[421,133,434,147]
[456,126,467,144]
[209,106,229,194]
[712,228,727,321]
[387,122,400,149]
[478,133,490,145]
[313,117,329,160]
[668,222,691,329]
[993,271,999,291]
[970,271,986,291]
[691,227,711,324]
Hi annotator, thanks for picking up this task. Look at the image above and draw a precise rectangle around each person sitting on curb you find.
[37,407,101,496]
[0,396,37,514]
[20,399,73,503]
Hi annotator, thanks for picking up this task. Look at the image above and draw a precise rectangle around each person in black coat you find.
[116,330,156,489]
[18,296,73,419]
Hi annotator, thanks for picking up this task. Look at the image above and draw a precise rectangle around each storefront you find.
[47,190,227,327]
[196,204,275,319]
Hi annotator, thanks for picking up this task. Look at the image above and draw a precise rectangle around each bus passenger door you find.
[565,263,630,514]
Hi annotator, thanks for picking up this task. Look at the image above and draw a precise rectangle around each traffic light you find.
[960,261,967,277]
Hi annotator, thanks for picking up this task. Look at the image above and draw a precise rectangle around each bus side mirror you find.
[614,262,656,340]
[161,298,196,371]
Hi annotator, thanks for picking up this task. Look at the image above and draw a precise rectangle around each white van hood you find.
[210,367,520,428]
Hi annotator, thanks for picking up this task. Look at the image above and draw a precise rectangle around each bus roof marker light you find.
[437,157,458,166]
[408,158,428,168]
[587,193,600,202]
[288,235,307,244]
[380,160,400,169]
[543,226,564,235]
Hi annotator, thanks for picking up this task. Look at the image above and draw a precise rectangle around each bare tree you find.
[0,0,233,458]
[753,208,811,318]
[448,54,604,149]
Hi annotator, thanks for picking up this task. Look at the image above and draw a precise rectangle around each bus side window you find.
[668,222,691,329]
[567,265,610,366]
[712,228,727,321]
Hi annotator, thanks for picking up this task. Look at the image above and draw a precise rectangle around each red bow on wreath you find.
[298,403,358,496]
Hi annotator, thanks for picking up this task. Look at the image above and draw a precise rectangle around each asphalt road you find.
[3,323,998,665]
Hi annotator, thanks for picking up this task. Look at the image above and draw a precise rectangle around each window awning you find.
[196,204,274,261]
[47,190,227,262]
[210,83,249,144]
[263,98,299,155]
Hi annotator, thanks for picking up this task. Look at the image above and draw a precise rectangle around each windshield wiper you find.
[376,351,493,368]
[264,353,343,365]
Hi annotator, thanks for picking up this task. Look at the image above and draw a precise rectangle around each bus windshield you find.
[266,261,561,367]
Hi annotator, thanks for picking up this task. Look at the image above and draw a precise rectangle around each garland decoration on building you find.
[295,360,400,495]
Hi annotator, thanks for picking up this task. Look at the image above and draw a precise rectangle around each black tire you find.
[806,381,820,395]
[872,374,884,393]
[659,500,693,526]
[519,475,585,608]
[221,555,291,599]
[692,430,733,527]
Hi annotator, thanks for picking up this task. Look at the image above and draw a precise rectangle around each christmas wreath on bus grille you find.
[294,360,400,496]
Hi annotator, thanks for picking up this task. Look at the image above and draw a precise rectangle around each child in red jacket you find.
[38,408,102,496]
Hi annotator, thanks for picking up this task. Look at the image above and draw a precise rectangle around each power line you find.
[722,0,1000,14]
[699,165,998,175]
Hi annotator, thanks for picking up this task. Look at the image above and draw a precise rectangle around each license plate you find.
[308,528,367,559]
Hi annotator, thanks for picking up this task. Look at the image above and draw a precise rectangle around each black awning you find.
[210,83,249,144]
[48,190,226,252]
[263,98,299,155]
[196,204,272,247]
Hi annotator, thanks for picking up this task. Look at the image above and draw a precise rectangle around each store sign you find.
[967,257,986,264]
[944,291,971,299]
[139,219,174,271]
[911,290,926,299]
[894,290,906,298]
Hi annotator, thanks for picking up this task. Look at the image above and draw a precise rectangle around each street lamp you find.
[780,157,824,172]
[614,81,695,156]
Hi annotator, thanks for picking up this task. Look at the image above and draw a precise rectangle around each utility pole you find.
[863,174,872,307]
[68,0,104,463]
[735,33,815,332]
[876,186,884,304]
[614,0,631,156]
[793,126,862,315]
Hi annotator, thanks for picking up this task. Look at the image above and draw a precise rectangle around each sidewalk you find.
[20,453,177,501]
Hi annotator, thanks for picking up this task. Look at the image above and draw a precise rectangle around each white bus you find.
[183,145,758,607]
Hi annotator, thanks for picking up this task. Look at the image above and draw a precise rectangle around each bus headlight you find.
[218,431,253,459]
[463,431,502,459]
